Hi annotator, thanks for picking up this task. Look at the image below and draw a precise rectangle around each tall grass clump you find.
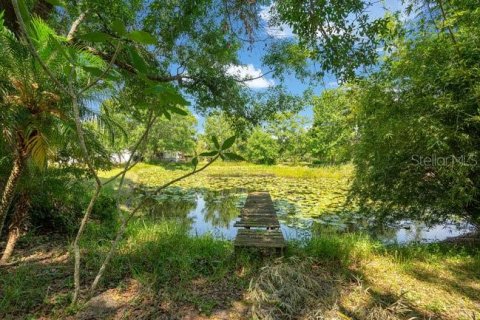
[0,265,51,315]
[384,241,480,269]
[304,230,380,265]
[85,218,236,292]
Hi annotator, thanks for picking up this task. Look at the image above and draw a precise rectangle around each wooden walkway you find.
[234,191,286,253]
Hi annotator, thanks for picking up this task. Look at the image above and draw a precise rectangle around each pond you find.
[145,188,476,245]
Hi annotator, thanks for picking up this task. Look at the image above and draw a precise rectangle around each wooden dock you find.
[234,192,286,253]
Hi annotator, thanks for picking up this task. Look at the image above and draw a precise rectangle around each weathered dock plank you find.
[234,229,286,248]
[233,217,280,228]
[234,191,286,252]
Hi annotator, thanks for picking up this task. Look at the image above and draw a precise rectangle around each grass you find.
[102,161,353,180]
[2,220,479,319]
[1,162,479,319]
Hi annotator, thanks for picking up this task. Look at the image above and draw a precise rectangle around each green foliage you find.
[99,100,197,161]
[265,112,311,164]
[245,129,280,165]
[27,168,117,234]
[199,112,246,156]
[310,88,356,164]
[351,0,480,223]
[265,0,395,80]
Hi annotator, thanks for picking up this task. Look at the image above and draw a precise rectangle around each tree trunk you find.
[0,192,29,264]
[0,151,25,237]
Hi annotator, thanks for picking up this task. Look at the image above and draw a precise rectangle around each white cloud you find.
[259,5,294,39]
[226,64,275,89]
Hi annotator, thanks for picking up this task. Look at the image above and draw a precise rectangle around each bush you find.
[27,167,116,235]
[92,193,117,221]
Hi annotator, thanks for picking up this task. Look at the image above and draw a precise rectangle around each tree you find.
[265,112,311,164]
[0,15,76,239]
[245,129,280,165]
[310,88,356,164]
[263,0,394,81]
[351,0,480,223]
[199,112,247,156]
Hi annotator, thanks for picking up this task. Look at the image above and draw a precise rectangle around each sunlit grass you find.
[1,215,479,319]
[289,231,480,319]
[100,161,353,180]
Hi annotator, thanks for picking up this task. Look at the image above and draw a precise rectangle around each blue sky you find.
[195,0,406,132]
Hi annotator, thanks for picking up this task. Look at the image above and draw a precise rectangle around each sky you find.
[194,0,406,132]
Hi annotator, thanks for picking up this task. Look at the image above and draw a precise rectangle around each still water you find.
[147,188,476,244]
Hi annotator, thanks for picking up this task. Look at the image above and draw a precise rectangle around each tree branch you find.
[80,41,122,94]
[84,44,272,85]
[153,155,219,194]
[83,45,185,82]
[436,0,459,49]
[233,70,274,83]
[67,11,87,42]
[88,112,156,293]
[106,112,156,190]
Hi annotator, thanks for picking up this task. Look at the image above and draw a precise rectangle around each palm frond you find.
[25,127,49,169]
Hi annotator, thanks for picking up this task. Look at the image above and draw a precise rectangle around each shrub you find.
[27,167,116,235]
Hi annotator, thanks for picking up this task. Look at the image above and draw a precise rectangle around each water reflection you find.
[144,188,475,244]
[202,190,244,228]
[377,220,476,244]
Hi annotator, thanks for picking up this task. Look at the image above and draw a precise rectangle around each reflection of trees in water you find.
[201,190,240,228]
[307,212,402,242]
[365,219,426,243]
[148,197,197,228]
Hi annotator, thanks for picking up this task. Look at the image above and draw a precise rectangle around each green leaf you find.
[80,64,118,81]
[18,0,31,25]
[221,135,236,150]
[211,136,220,149]
[49,34,72,62]
[112,20,127,36]
[163,110,171,120]
[79,32,111,43]
[200,151,218,157]
[0,11,4,29]
[144,84,188,106]
[82,66,104,77]
[127,46,148,74]
[223,152,245,161]
[44,0,65,6]
[126,30,157,45]
[167,105,188,116]
[192,157,198,167]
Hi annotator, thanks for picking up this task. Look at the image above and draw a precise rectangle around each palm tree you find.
[0,13,73,245]
[0,12,118,261]
[0,191,29,263]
